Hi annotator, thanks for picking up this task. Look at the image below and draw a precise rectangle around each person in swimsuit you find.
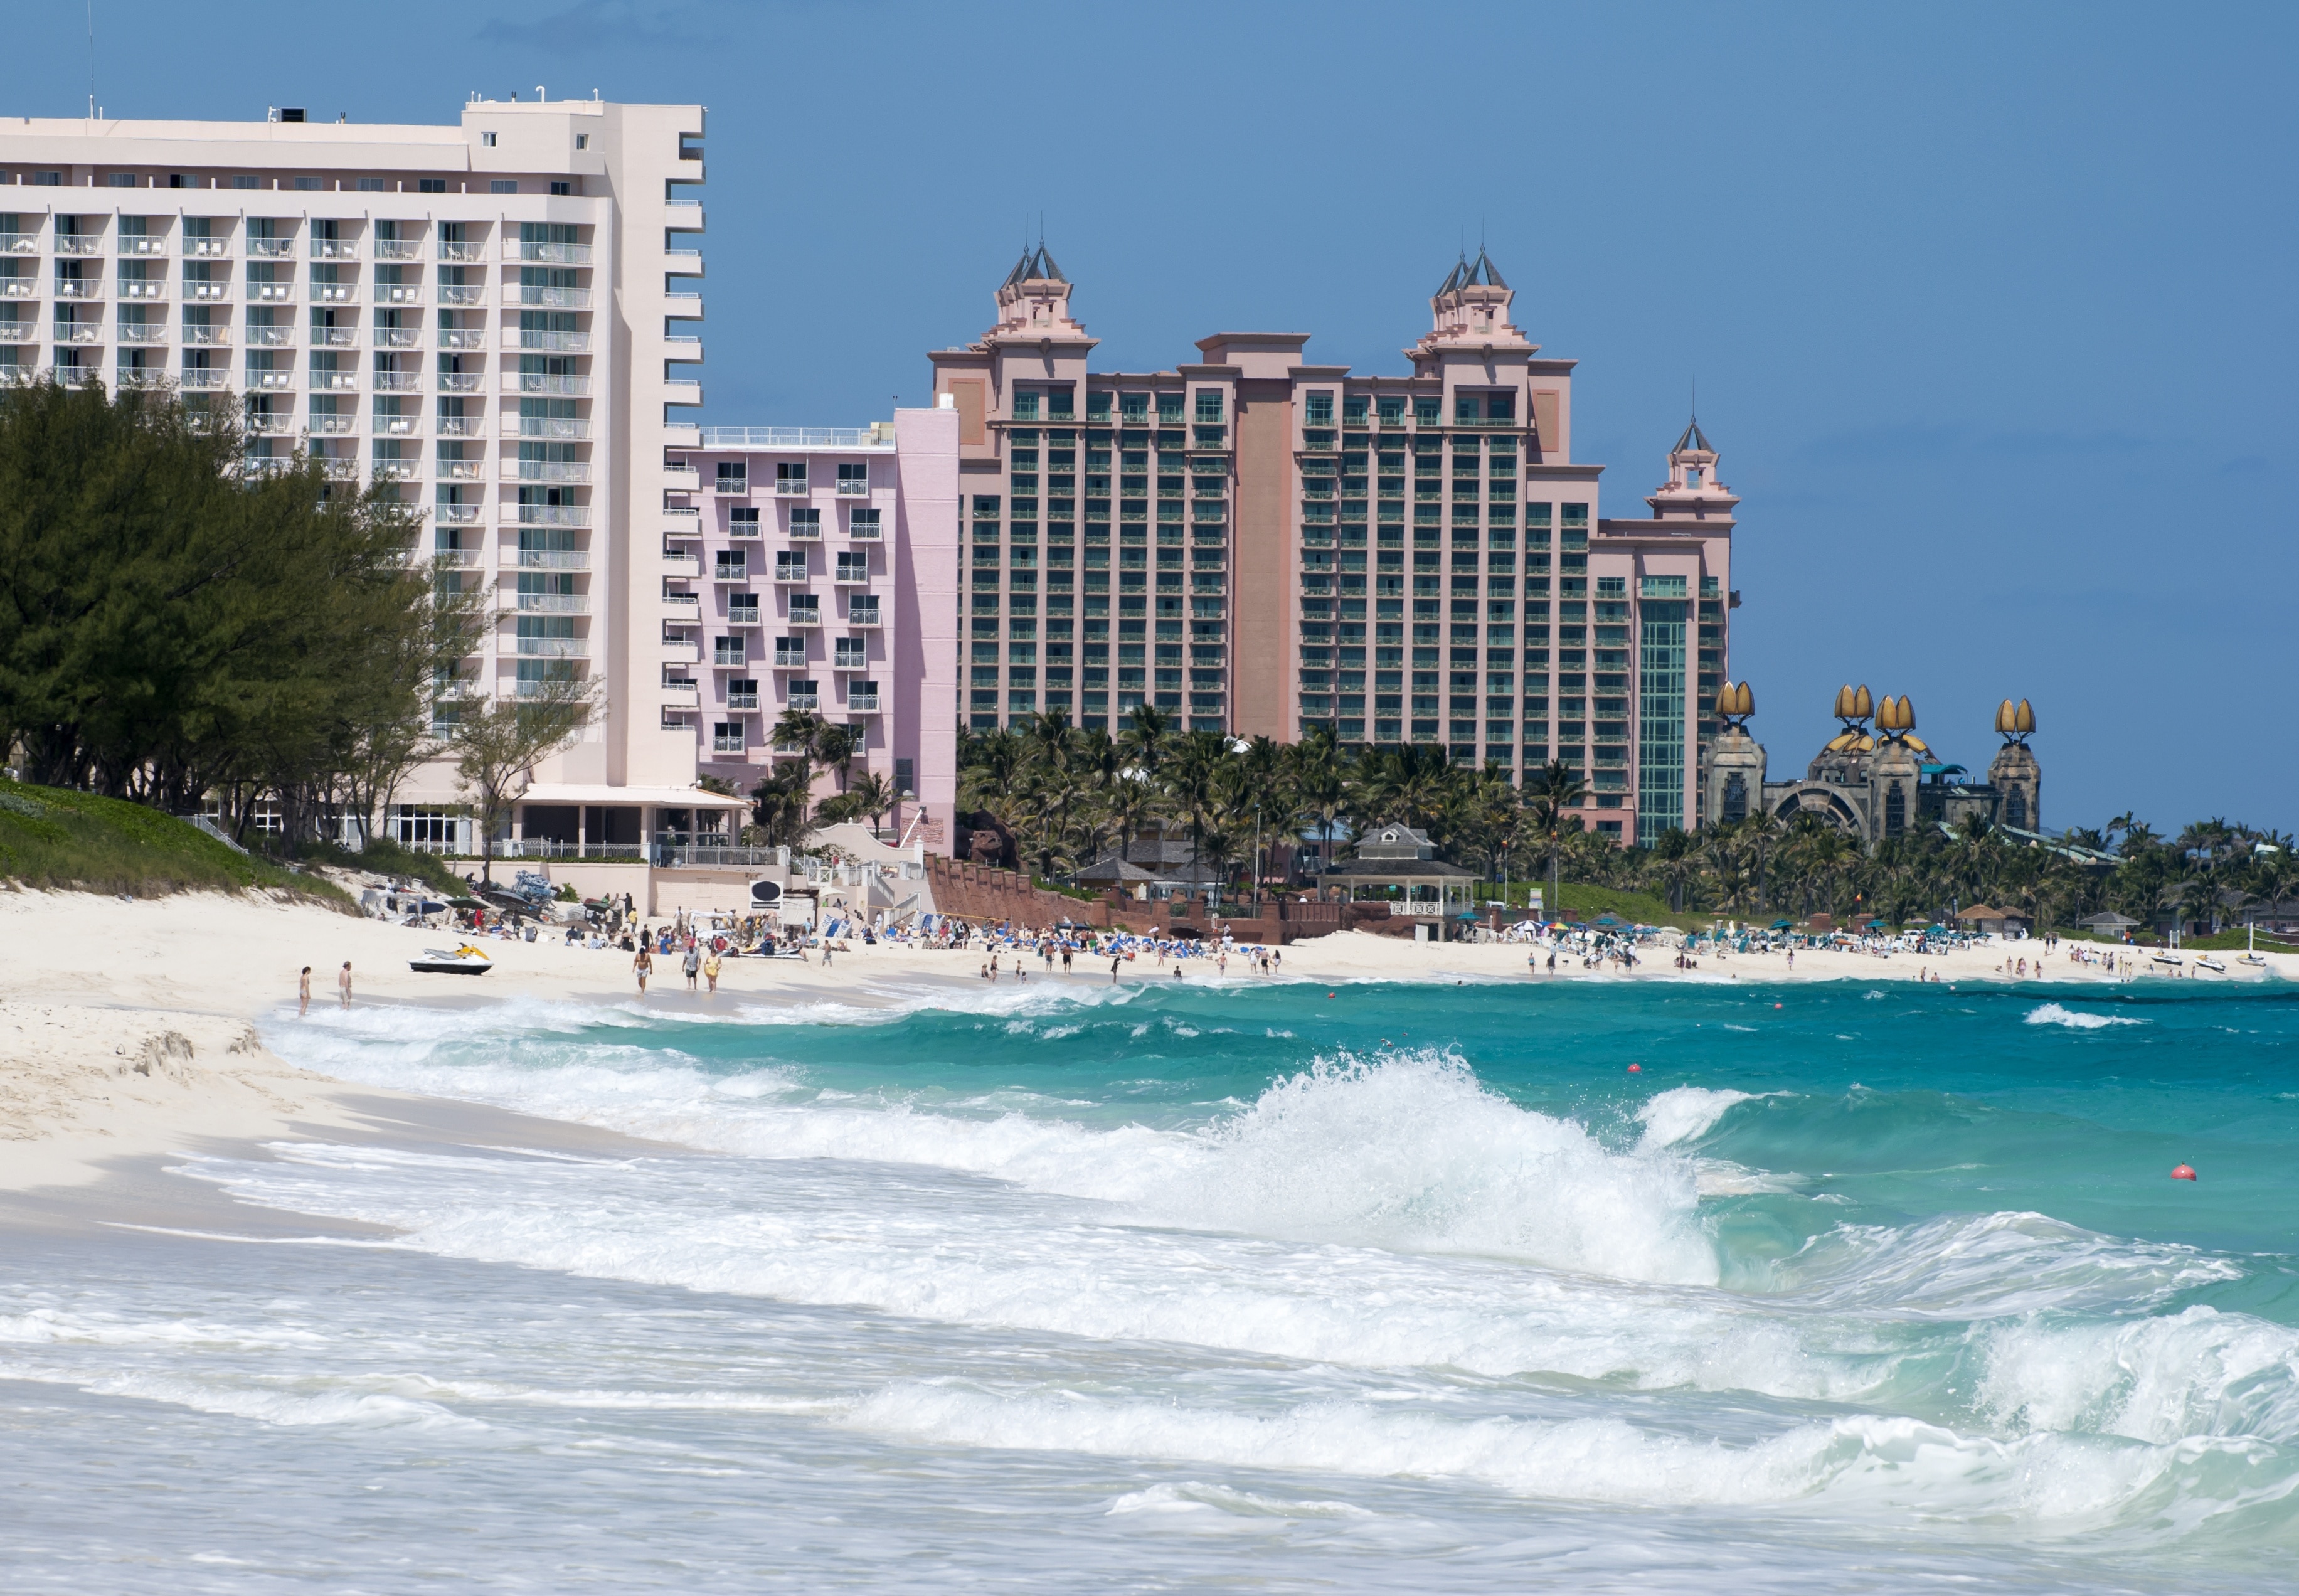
[633,942,654,995]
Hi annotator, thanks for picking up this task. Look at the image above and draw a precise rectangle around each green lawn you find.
[0,777,348,907]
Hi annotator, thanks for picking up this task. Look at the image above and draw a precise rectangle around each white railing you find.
[438,459,485,479]
[376,327,419,349]
[438,285,486,306]
[53,324,102,344]
[516,504,589,526]
[115,323,166,344]
[181,323,229,348]
[310,283,356,304]
[375,240,421,261]
[55,236,104,257]
[374,284,423,305]
[247,326,291,347]
[53,280,101,301]
[117,280,166,301]
[246,237,295,259]
[183,238,231,258]
[440,327,489,351]
[0,233,38,255]
[316,326,358,348]
[438,240,486,262]
[700,426,889,449]
[372,371,421,392]
[248,283,292,302]
[514,592,587,614]
[507,417,590,440]
[515,242,592,264]
[434,417,482,437]
[504,461,590,484]
[437,372,482,392]
[183,280,231,301]
[509,287,591,310]
[311,239,359,260]
[122,237,169,257]
[508,330,590,353]
[514,637,588,658]
[516,548,588,570]
[507,373,588,395]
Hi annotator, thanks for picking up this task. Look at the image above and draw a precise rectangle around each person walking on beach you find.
[633,942,654,995]
[299,966,312,1017]
[704,947,722,994]
[682,940,701,991]
[337,962,353,1009]
[1110,953,1122,984]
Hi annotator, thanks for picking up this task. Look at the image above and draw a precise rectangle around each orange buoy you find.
[2171,1164,2197,1181]
[1627,1063,1641,1073]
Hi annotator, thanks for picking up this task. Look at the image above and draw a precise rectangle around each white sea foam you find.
[2024,1003,2145,1030]
[1979,1305,2299,1445]
[1636,1087,1758,1149]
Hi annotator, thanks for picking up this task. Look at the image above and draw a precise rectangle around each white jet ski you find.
[410,944,494,976]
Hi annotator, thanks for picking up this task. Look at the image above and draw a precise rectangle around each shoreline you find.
[2,885,2287,1206]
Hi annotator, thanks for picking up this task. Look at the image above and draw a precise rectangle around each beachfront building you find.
[1707,682,2049,846]
[0,95,751,868]
[670,416,959,849]
[928,247,1738,842]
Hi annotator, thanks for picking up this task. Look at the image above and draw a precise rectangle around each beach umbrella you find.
[1771,919,1793,929]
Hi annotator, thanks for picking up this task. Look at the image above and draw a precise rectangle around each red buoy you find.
[2171,1164,2197,1181]
[1627,1063,1642,1073]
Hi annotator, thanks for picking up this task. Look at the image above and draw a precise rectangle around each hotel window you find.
[1304,391,1334,425]
[836,462,868,494]
[418,179,446,194]
[1012,389,1041,421]
[1157,392,1185,422]
[1120,392,1150,420]
[777,460,807,492]
[482,132,498,147]
[490,179,518,194]
[849,508,881,538]
[1415,397,1440,425]
[729,507,760,536]
[576,135,590,151]
[1194,391,1224,422]
[715,460,747,494]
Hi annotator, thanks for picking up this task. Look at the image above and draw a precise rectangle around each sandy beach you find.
[1,883,2287,1199]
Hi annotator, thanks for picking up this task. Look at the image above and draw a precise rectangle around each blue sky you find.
[11,1,2294,833]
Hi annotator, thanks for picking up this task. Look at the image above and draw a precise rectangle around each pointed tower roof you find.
[1435,255,1465,295]
[1001,243,1066,289]
[1672,415,1713,455]
[1466,247,1507,289]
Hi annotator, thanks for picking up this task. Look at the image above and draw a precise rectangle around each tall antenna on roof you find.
[87,0,97,120]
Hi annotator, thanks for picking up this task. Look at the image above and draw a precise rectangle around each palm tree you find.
[847,770,895,836]
[770,708,825,793]
[813,720,859,793]
[1650,826,1700,913]
[1119,704,1171,781]
[1287,728,1348,885]
[1522,758,1588,910]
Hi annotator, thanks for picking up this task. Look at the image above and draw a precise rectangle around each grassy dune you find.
[0,779,347,906]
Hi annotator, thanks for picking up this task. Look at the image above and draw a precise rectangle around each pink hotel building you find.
[930,248,1739,842]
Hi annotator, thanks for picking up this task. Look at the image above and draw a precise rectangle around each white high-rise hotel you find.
[0,96,792,861]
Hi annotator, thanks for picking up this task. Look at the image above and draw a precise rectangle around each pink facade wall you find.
[667,413,959,851]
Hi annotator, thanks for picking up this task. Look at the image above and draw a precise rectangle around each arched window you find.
[1722,772,1747,823]
[1883,782,1906,837]
[2006,788,2027,829]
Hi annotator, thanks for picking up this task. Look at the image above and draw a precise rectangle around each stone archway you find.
[1768,783,1865,836]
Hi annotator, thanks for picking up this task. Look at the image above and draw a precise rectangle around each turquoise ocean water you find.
[6,973,2298,1591]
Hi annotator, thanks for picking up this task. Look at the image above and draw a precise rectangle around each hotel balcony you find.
[664,332,702,362]
[372,371,421,393]
[247,282,293,304]
[438,285,487,307]
[438,371,484,393]
[440,327,489,351]
[514,503,590,527]
[117,280,166,302]
[0,280,37,300]
[514,241,593,265]
[53,280,102,301]
[506,372,588,396]
[247,326,291,348]
[183,237,230,259]
[784,691,818,711]
[768,563,804,585]
[785,604,822,629]
[726,607,763,628]
[661,637,701,664]
[0,231,38,255]
[772,647,807,669]
[508,288,592,312]
[434,504,483,525]
[661,681,699,708]
[710,732,746,756]
[662,591,699,617]
[720,561,760,585]
[664,378,701,405]
[115,323,167,345]
[311,239,359,262]
[375,239,421,262]
[245,238,295,260]
[662,551,699,577]
[312,413,356,435]
[847,693,880,713]
[438,240,486,263]
[664,464,701,490]
[316,326,359,349]
[437,457,485,479]
[374,283,423,307]
[53,323,103,345]
[182,280,229,304]
[516,636,589,659]
[847,600,883,627]
[506,329,590,354]
[430,548,484,569]
[726,687,760,711]
[372,462,420,484]
[773,478,808,497]
[516,548,589,570]
[179,367,230,389]
[505,417,590,440]
[832,560,870,585]
[501,461,591,484]
[54,236,104,258]
[512,592,588,615]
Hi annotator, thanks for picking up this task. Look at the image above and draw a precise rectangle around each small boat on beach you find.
[409,945,494,976]
[2195,956,2227,974]
[2150,952,2184,969]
